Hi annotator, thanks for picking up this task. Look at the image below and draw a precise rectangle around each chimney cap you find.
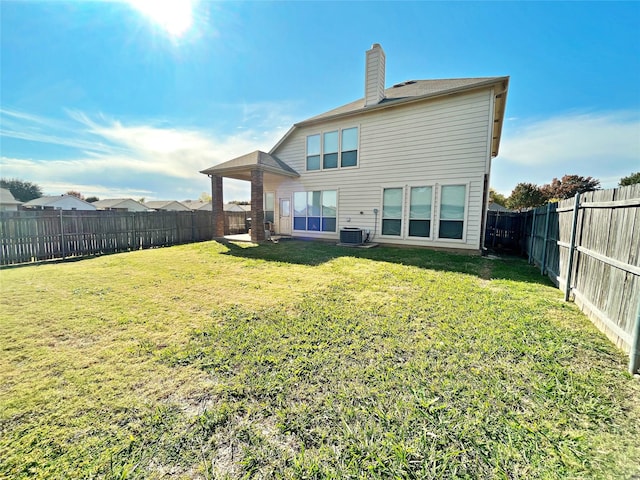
[371,43,381,49]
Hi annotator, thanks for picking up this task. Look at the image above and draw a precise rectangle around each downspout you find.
[480,174,489,255]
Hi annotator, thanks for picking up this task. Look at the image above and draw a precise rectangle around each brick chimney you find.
[365,43,386,107]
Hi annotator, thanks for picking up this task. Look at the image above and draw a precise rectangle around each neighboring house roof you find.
[0,188,21,206]
[143,201,191,211]
[93,198,150,211]
[200,150,300,181]
[488,202,513,212]
[185,201,212,211]
[23,195,97,210]
[224,203,247,212]
[271,76,509,158]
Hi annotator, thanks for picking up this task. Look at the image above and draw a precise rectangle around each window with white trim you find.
[323,131,338,169]
[439,185,466,239]
[306,127,358,171]
[381,185,434,238]
[293,190,337,232]
[341,127,358,167]
[306,135,320,171]
[408,186,432,237]
[382,188,402,236]
[264,192,274,223]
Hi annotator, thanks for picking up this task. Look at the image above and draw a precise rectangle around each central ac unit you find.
[340,227,364,245]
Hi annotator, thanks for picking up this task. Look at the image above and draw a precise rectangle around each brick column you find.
[250,169,265,242]
[210,175,225,237]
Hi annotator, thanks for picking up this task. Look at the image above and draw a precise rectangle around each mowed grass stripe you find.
[1,240,638,479]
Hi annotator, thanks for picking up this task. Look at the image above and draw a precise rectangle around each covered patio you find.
[200,150,299,242]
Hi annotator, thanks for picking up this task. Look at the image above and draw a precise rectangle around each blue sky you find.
[1,1,639,201]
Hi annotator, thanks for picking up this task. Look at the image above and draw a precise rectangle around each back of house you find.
[202,44,508,252]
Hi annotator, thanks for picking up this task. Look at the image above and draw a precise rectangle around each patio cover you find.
[200,150,299,241]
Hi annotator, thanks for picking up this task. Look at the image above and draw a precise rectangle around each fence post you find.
[629,298,640,375]
[540,202,551,275]
[564,192,581,302]
[59,209,66,259]
[528,209,537,264]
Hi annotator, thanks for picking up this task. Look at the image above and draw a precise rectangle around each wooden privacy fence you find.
[521,184,640,374]
[0,210,217,266]
[225,211,248,235]
[484,211,526,253]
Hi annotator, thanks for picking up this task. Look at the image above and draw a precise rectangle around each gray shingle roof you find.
[272,76,509,157]
[298,77,508,125]
[143,201,190,211]
[200,150,300,181]
[185,201,212,211]
[23,195,92,206]
[93,198,137,208]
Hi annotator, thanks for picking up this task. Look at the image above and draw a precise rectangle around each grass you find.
[1,239,639,479]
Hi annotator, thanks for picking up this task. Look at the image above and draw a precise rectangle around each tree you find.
[199,192,212,202]
[0,178,43,202]
[85,196,100,203]
[540,175,600,200]
[489,188,508,207]
[619,172,640,186]
[66,190,85,200]
[506,183,546,211]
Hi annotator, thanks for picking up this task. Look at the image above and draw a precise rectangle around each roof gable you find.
[271,76,509,157]
[0,188,21,205]
[23,195,96,209]
[93,198,149,210]
[200,150,299,181]
[300,78,505,124]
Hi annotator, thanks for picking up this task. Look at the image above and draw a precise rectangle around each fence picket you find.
[0,210,231,266]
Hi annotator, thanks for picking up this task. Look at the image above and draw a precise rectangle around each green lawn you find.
[1,240,639,479]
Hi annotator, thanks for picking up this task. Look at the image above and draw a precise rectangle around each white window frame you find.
[406,184,435,239]
[379,183,436,240]
[264,191,275,224]
[292,189,338,233]
[305,126,360,172]
[380,185,405,238]
[436,183,469,242]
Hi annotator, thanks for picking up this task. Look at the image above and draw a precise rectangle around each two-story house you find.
[201,44,508,252]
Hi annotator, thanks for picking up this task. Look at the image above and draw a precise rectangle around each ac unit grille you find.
[340,228,364,244]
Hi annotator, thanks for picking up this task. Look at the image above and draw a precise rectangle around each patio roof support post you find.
[210,174,225,237]
[250,169,265,242]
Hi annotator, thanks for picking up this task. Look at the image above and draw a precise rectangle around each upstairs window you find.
[306,127,358,171]
[306,134,320,171]
[341,127,358,167]
[323,131,338,169]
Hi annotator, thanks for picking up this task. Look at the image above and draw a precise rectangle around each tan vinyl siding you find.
[267,89,493,250]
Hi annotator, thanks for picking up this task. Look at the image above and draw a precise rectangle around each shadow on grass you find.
[217,238,554,287]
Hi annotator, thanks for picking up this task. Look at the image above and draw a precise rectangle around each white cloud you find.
[494,111,640,195]
[0,107,290,200]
